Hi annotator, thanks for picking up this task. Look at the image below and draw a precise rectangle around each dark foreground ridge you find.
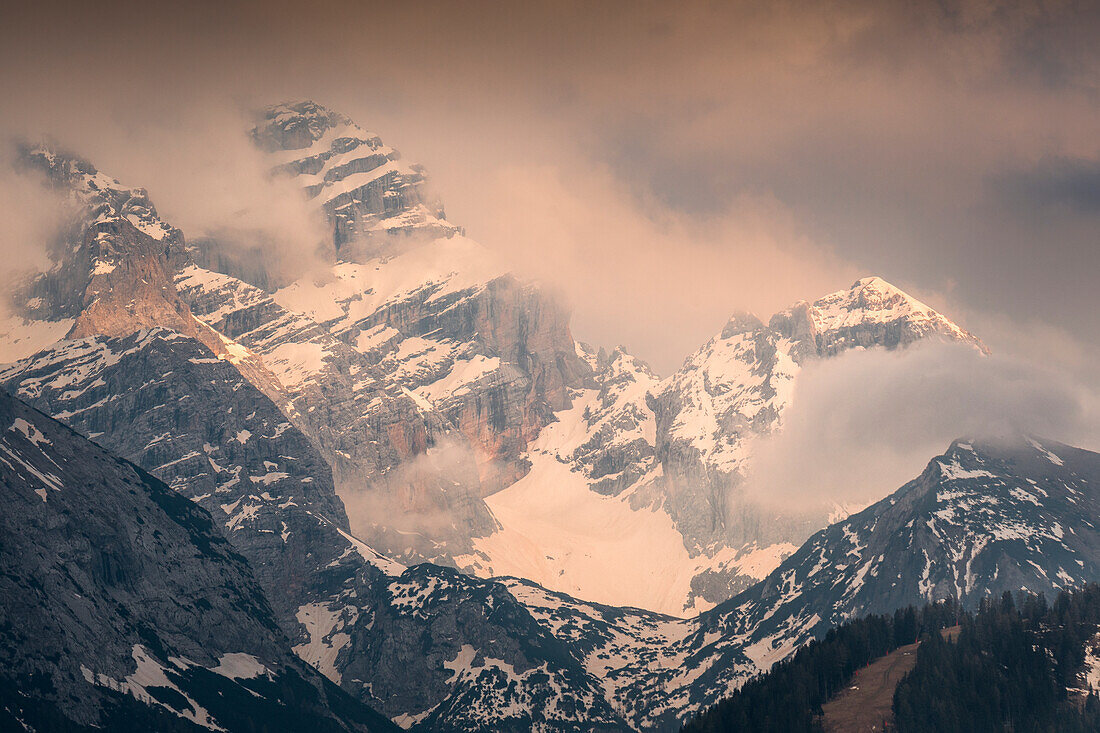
[0,389,396,732]
[684,585,1100,733]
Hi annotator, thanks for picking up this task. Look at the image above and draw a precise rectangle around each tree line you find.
[683,585,1100,732]
[682,600,959,732]
[894,585,1100,732]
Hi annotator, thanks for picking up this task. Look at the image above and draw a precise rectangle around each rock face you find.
[460,277,985,615]
[612,436,1100,730]
[0,143,638,731]
[729,436,1100,633]
[250,101,591,504]
[569,344,662,498]
[1,329,357,613]
[251,100,460,252]
[172,263,498,563]
[0,390,396,732]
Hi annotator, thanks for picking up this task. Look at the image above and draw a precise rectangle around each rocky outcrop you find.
[251,100,460,253]
[257,101,592,501]
[569,344,660,498]
[0,390,396,731]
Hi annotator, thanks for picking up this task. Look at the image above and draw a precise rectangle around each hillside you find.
[684,586,1100,732]
[0,389,395,731]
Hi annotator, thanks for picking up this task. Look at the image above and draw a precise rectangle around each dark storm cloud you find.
[994,156,1100,213]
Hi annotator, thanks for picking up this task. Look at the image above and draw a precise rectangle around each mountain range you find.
[2,100,1097,731]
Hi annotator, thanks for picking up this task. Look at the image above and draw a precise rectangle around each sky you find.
[1,1,1097,390]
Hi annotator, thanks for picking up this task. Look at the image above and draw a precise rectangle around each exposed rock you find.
[0,389,396,731]
[255,102,591,505]
[251,100,460,253]
[648,276,987,606]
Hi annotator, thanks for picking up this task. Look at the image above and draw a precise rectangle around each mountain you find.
[460,276,986,615]
[5,104,1090,732]
[611,435,1100,729]
[8,101,996,619]
[0,389,396,731]
[647,276,987,608]
[0,143,631,730]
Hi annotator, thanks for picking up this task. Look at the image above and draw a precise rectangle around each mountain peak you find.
[850,274,891,289]
[720,311,764,339]
[250,100,367,152]
[801,275,988,355]
[253,100,459,249]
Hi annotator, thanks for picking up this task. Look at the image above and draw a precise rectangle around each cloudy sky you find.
[2,0,1098,384]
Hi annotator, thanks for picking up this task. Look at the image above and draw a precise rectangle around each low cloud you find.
[0,150,72,305]
[2,92,332,292]
[743,341,1100,513]
[474,163,857,374]
[336,433,488,559]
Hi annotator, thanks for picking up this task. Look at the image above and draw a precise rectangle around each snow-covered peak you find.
[19,143,177,244]
[776,275,987,355]
[252,100,459,249]
[810,276,948,329]
[251,100,372,153]
[649,275,988,570]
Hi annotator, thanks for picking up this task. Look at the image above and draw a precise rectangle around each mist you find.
[743,341,1100,514]
[1,0,1096,377]
[0,0,1095,430]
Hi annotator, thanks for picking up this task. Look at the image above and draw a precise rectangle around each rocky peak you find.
[253,100,458,251]
[250,100,364,152]
[13,144,290,409]
[775,275,987,357]
[720,312,765,340]
[17,144,185,322]
[19,143,180,254]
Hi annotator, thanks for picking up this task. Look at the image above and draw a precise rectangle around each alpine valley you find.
[3,101,1098,732]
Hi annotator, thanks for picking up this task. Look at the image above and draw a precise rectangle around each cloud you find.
[336,434,488,559]
[992,155,1100,213]
[743,341,1100,513]
[0,153,68,283]
[473,163,857,374]
[0,0,1096,381]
